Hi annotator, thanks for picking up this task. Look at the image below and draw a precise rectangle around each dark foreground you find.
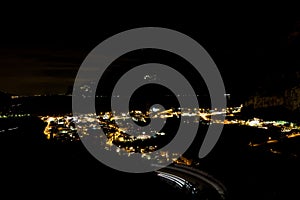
[1,117,300,199]
[0,117,219,199]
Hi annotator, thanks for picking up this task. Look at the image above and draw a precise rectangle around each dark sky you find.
[0,11,299,98]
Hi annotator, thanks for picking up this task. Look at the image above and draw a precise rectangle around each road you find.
[157,164,227,199]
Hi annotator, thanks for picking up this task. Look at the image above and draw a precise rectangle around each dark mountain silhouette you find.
[242,70,300,121]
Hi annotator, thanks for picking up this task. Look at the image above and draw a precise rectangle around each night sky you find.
[1,11,299,100]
